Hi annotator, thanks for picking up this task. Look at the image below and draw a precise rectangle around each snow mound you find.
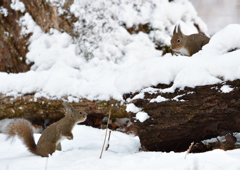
[220,85,234,93]
[126,103,141,113]
[115,24,240,94]
[1,125,240,170]
[136,112,150,123]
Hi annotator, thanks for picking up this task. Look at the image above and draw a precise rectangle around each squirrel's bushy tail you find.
[6,119,37,155]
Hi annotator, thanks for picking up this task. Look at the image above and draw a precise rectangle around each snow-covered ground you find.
[1,0,240,169]
[0,125,240,170]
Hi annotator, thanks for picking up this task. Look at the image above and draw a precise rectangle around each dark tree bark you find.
[126,80,240,152]
[0,0,77,73]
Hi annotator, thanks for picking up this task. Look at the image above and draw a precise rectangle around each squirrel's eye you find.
[177,39,180,43]
[79,112,82,114]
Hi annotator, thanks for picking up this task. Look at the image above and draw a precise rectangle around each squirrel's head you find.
[62,102,88,123]
[170,25,186,51]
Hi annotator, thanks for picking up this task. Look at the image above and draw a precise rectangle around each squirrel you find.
[6,102,87,157]
[170,25,210,56]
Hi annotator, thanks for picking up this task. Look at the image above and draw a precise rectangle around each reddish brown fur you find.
[6,102,87,157]
[7,119,37,155]
[171,25,210,56]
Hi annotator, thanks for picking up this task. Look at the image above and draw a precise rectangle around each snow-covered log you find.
[124,79,240,152]
[0,0,207,126]
[0,93,127,128]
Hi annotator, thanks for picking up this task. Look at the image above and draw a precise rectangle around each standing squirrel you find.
[6,102,87,157]
[171,25,210,56]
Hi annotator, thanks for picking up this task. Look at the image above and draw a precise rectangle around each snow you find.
[126,103,141,113]
[131,93,145,100]
[150,95,169,103]
[220,85,234,93]
[116,24,240,94]
[10,0,25,13]
[0,125,240,170]
[18,13,42,39]
[1,1,238,101]
[126,103,151,123]
[47,0,65,6]
[1,0,240,168]
[0,6,8,17]
[136,112,150,123]
[0,0,211,101]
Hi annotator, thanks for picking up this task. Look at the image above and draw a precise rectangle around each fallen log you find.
[125,79,240,152]
[0,94,127,129]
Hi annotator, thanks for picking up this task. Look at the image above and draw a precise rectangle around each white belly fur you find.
[177,47,189,56]
[56,136,67,146]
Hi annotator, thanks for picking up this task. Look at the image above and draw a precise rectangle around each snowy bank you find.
[0,125,240,170]
[115,24,240,94]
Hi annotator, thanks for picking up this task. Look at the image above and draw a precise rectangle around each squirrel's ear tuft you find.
[173,25,177,34]
[62,102,69,110]
[63,102,72,112]
[178,24,182,35]
[63,102,77,115]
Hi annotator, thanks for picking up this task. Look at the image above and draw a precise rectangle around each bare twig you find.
[217,138,226,151]
[99,110,111,159]
[45,157,48,170]
[105,130,112,151]
[185,142,194,159]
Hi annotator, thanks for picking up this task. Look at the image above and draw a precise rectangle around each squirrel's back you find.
[171,25,210,56]
[185,33,210,56]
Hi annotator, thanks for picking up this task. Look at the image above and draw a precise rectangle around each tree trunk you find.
[0,0,76,73]
[125,80,240,152]
[0,93,127,128]
[0,0,130,130]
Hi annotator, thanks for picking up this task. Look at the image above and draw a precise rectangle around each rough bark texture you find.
[0,0,77,73]
[0,94,127,128]
[125,80,240,152]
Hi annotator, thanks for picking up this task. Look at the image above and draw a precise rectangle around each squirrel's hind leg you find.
[56,143,61,151]
[37,142,57,157]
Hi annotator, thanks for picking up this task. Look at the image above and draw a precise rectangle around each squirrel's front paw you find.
[67,133,73,140]
[63,132,73,140]
[67,136,73,140]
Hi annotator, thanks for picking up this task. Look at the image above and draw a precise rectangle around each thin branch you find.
[185,142,194,159]
[105,130,112,151]
[99,110,111,159]
[45,157,48,170]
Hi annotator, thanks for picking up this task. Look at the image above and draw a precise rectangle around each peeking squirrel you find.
[171,25,210,56]
[6,102,87,157]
